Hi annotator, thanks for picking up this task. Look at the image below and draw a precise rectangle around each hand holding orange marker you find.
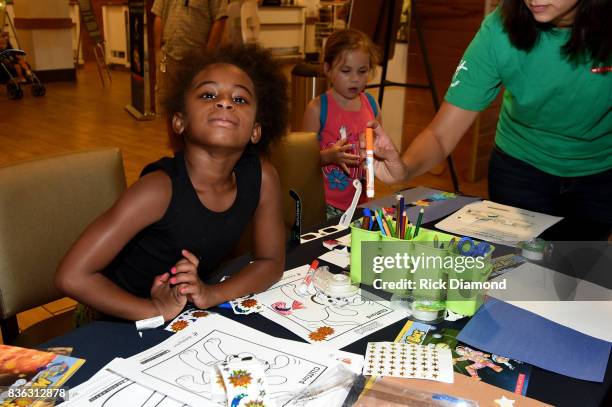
[365,128,375,198]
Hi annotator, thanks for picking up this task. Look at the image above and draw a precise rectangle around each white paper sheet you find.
[63,356,361,407]
[488,262,612,342]
[318,248,350,269]
[109,313,364,406]
[257,265,407,349]
[336,233,351,247]
[295,348,365,407]
[62,359,186,407]
[435,200,562,246]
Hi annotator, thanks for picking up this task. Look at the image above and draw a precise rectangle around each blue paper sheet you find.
[457,298,611,382]
[359,186,480,224]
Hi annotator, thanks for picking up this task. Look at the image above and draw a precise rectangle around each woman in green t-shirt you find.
[374,0,611,240]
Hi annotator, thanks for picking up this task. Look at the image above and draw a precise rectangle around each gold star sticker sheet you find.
[363,342,453,383]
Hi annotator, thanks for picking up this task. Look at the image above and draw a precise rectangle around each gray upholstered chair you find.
[0,148,126,346]
[269,131,326,236]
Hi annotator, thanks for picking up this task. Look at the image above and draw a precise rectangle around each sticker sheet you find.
[229,293,265,315]
[217,357,272,406]
[363,342,453,383]
[165,308,215,333]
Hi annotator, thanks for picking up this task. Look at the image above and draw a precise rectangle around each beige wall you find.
[368,42,409,151]
[14,0,73,71]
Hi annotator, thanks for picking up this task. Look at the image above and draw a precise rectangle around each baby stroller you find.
[0,48,46,99]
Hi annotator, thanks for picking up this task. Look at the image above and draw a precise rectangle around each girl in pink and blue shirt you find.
[302,29,402,219]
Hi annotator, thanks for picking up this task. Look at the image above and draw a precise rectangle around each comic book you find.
[421,328,532,395]
[394,319,434,345]
[0,344,85,407]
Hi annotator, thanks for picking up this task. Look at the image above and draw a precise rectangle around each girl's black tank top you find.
[104,150,261,298]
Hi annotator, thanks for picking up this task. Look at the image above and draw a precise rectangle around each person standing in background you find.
[369,0,612,241]
[152,0,228,108]
[301,29,401,220]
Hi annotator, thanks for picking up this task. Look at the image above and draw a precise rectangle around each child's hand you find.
[320,138,362,174]
[170,249,212,309]
[150,272,187,321]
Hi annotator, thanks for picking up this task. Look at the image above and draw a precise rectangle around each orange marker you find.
[298,260,319,294]
[365,128,375,198]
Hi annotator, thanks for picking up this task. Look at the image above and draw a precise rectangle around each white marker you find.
[339,125,347,141]
[365,128,375,198]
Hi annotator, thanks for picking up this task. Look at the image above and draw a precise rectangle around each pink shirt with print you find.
[319,90,376,211]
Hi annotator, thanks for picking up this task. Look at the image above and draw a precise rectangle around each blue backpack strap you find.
[365,92,379,118]
[318,92,328,141]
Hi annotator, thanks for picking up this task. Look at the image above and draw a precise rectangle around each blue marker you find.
[363,208,374,230]
[375,211,387,236]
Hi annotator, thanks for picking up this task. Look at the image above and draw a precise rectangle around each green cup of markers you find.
[378,234,414,295]
[410,228,457,302]
[349,206,496,317]
[349,221,381,285]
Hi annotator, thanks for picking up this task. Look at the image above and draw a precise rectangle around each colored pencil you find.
[375,211,387,236]
[414,208,425,238]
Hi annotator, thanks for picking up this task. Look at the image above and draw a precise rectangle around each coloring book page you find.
[110,313,363,406]
[62,359,186,407]
[436,200,562,246]
[257,265,407,349]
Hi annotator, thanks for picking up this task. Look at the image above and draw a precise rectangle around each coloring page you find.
[436,200,562,246]
[110,313,362,406]
[62,359,186,407]
[257,265,406,349]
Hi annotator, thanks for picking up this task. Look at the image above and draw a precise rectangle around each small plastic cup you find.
[411,298,446,323]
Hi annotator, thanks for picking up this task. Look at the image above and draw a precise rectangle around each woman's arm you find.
[176,159,286,308]
[366,105,408,184]
[374,102,480,183]
[55,171,185,321]
[360,101,409,183]
[402,102,479,179]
